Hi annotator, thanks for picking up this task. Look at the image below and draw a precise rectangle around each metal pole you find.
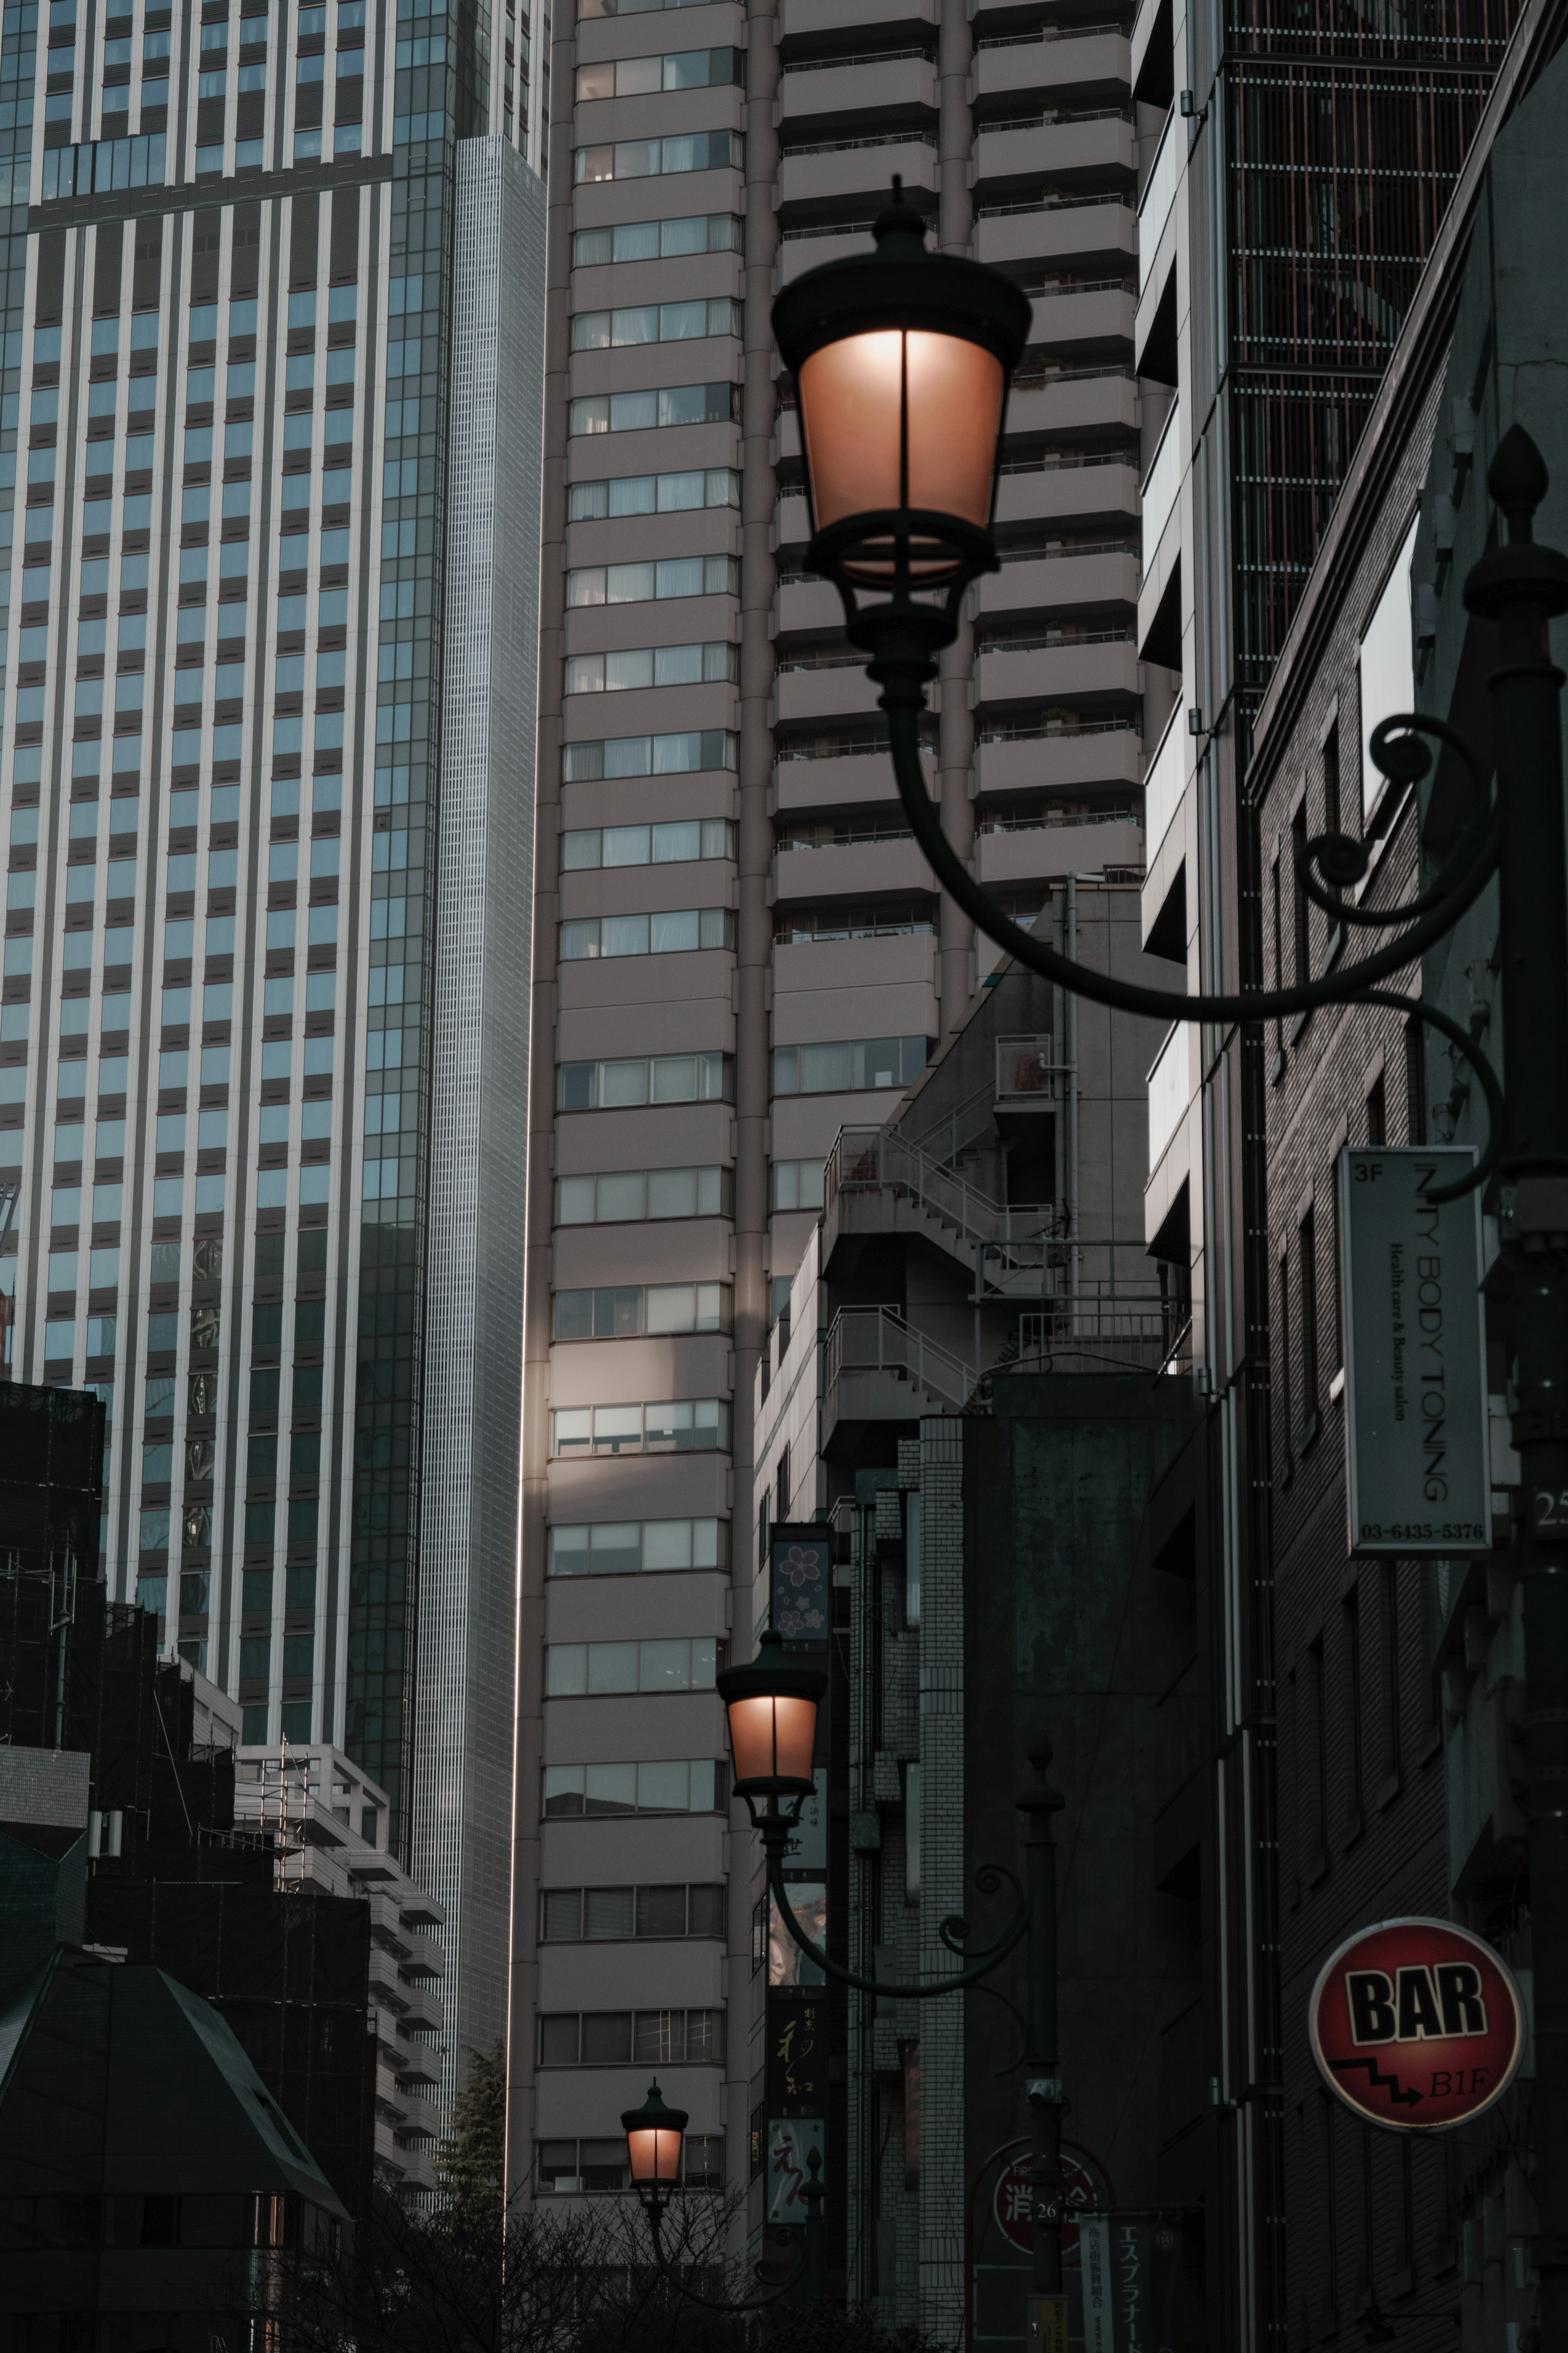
[1463,426,1568,2340]
[1017,1742,1066,2347]
[1066,879,1080,1340]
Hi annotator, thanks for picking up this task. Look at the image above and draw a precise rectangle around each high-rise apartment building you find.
[0,0,545,2090]
[514,0,1159,2209]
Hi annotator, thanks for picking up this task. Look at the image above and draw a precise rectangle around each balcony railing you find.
[824,1305,973,1412]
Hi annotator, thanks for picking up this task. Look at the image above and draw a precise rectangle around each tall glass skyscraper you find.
[0,0,545,2079]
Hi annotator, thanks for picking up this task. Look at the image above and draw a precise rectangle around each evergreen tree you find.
[435,2039,507,2234]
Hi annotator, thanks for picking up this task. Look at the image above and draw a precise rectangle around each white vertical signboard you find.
[1339,1146,1490,1555]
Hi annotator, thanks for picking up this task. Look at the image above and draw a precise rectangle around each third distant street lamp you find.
[771,180,1568,2343]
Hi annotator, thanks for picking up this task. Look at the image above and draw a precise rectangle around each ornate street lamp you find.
[621,2072,825,2308]
[773,179,1031,616]
[621,2079,688,2219]
[773,187,1506,1207]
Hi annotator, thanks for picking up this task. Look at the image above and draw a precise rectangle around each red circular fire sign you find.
[1309,1916,1525,2132]
[993,2142,1112,2254]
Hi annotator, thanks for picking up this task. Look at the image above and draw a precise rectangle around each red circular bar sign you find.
[1309,1917,1525,2131]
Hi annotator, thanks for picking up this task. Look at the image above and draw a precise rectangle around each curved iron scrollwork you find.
[760,1820,1027,1999]
[855,627,1505,1203]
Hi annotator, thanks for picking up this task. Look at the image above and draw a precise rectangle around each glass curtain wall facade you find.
[0,0,544,2085]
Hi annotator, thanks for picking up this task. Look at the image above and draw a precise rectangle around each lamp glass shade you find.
[726,1688,819,1793]
[797,328,1005,545]
[627,2122,684,2190]
[622,2080,688,2190]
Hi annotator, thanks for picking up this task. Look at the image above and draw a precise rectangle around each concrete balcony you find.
[775,491,812,551]
[772,931,939,1037]
[1027,285,1136,358]
[396,2039,444,2090]
[777,133,937,210]
[779,0,936,36]
[775,576,840,636]
[396,2092,444,2143]
[774,662,882,723]
[974,639,1140,711]
[772,747,935,813]
[773,838,935,905]
[973,727,1144,796]
[400,1929,446,1979]
[977,549,1141,620]
[973,30,1130,107]
[974,197,1136,272]
[972,114,1136,192]
[388,2141,439,2195]
[369,1947,411,2012]
[777,52,938,135]
[399,1981,444,2033]
[994,461,1140,534]
[1004,372,1138,439]
[976,817,1145,885]
[778,224,875,285]
[375,2062,409,2121]
[364,1890,412,1952]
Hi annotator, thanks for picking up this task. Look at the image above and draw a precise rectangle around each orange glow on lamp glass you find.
[627,2123,683,2186]
[727,1690,818,1788]
[797,328,1004,572]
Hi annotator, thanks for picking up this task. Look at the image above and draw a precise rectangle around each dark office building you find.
[0,1375,379,2223]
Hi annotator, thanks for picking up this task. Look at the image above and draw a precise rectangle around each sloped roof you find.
[0,1947,347,2217]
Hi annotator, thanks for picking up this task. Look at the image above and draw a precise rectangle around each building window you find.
[546,1517,728,1575]
[572,212,740,267]
[566,463,740,519]
[1403,1016,1425,1143]
[1298,1207,1319,1430]
[539,1884,726,1940]
[1379,1561,1401,1793]
[561,723,738,778]
[536,2138,629,2193]
[559,906,736,960]
[772,1035,927,1095]
[1322,716,1341,837]
[570,296,741,350]
[771,1158,826,1211]
[557,1050,733,1111]
[552,1280,733,1339]
[1274,1249,1292,1473]
[549,1397,732,1457]
[1343,1582,1363,1840]
[1365,1070,1386,1146]
[1291,801,1310,985]
[541,1758,725,1816]
[544,1635,724,1695]
[555,1164,729,1224]
[536,2134,721,2192]
[1306,1636,1329,1878]
[537,2009,725,2065]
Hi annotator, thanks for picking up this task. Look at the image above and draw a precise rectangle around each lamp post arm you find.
[764,1836,1027,1995]
[880,689,1497,1033]
[876,687,1502,1202]
[645,2201,808,2311]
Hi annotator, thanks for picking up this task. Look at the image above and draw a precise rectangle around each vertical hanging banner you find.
[1338,1146,1491,1555]
[771,1524,831,1641]
[1079,2214,1185,2351]
[766,2116,824,2223]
